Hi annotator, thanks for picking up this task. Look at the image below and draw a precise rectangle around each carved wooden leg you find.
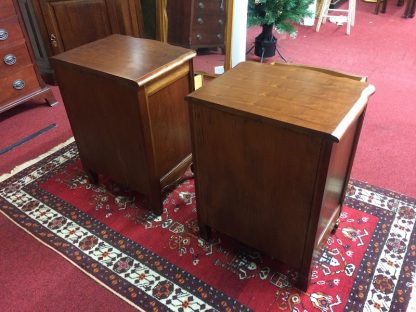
[85,168,98,184]
[149,184,163,216]
[331,220,340,235]
[198,222,212,241]
[296,274,309,292]
[44,89,59,107]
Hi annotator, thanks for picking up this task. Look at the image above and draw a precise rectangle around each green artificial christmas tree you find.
[247,0,313,61]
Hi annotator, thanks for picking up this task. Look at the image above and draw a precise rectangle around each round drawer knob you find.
[13,79,25,90]
[0,28,9,41]
[197,17,204,24]
[218,19,224,25]
[217,33,223,39]
[196,33,202,40]
[219,0,225,10]
[4,54,16,65]
[198,2,205,8]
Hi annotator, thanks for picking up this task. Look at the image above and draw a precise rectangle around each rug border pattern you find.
[0,143,249,312]
[0,142,415,312]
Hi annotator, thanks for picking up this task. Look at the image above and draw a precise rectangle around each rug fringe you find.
[0,137,75,183]
[409,286,416,311]
[0,209,145,312]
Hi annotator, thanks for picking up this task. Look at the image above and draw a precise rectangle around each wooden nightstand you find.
[186,61,375,291]
[51,35,196,215]
[0,0,56,114]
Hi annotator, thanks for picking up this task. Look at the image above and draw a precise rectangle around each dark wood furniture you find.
[18,0,144,83]
[374,0,413,15]
[0,0,56,113]
[186,61,375,291]
[51,35,196,215]
[404,0,416,17]
[17,0,54,83]
[167,0,226,50]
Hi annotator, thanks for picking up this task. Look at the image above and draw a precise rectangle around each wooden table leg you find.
[296,273,309,292]
[84,167,98,184]
[198,222,212,241]
[149,183,163,216]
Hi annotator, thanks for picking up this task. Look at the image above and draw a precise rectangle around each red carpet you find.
[1,141,415,311]
[0,86,72,174]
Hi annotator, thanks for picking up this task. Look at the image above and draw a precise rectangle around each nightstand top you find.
[187,62,375,142]
[51,35,196,86]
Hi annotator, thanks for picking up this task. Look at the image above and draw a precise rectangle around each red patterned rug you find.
[1,140,415,311]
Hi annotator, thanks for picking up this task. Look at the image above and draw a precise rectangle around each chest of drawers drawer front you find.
[193,15,225,28]
[0,17,24,49]
[0,0,16,20]
[1,43,32,76]
[192,14,226,28]
[193,0,225,13]
[191,25,224,46]
[0,65,39,105]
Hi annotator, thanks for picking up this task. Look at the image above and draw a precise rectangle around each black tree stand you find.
[246,24,287,63]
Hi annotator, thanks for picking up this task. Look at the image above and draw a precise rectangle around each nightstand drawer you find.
[0,65,39,105]
[0,43,32,76]
[0,16,25,49]
[0,0,16,20]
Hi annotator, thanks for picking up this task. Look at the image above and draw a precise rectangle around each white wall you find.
[303,0,317,26]
[231,0,248,68]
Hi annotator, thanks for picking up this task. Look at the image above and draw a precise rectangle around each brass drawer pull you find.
[4,54,16,65]
[198,2,205,8]
[197,17,204,24]
[0,28,9,41]
[50,33,58,48]
[12,79,25,90]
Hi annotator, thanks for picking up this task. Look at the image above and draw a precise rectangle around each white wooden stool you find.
[316,0,356,35]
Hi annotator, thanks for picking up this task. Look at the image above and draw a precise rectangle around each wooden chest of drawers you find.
[186,62,375,291]
[0,0,56,113]
[167,0,226,49]
[51,35,196,215]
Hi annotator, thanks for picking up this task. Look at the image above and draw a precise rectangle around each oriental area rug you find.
[1,139,415,311]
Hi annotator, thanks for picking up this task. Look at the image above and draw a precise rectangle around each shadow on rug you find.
[1,141,415,311]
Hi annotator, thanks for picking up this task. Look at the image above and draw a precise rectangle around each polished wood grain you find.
[32,0,144,56]
[0,0,57,113]
[0,43,32,76]
[189,61,374,142]
[270,62,367,82]
[0,16,24,49]
[0,0,16,20]
[0,65,38,103]
[186,61,375,291]
[167,0,226,49]
[51,35,196,215]
[52,35,196,86]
